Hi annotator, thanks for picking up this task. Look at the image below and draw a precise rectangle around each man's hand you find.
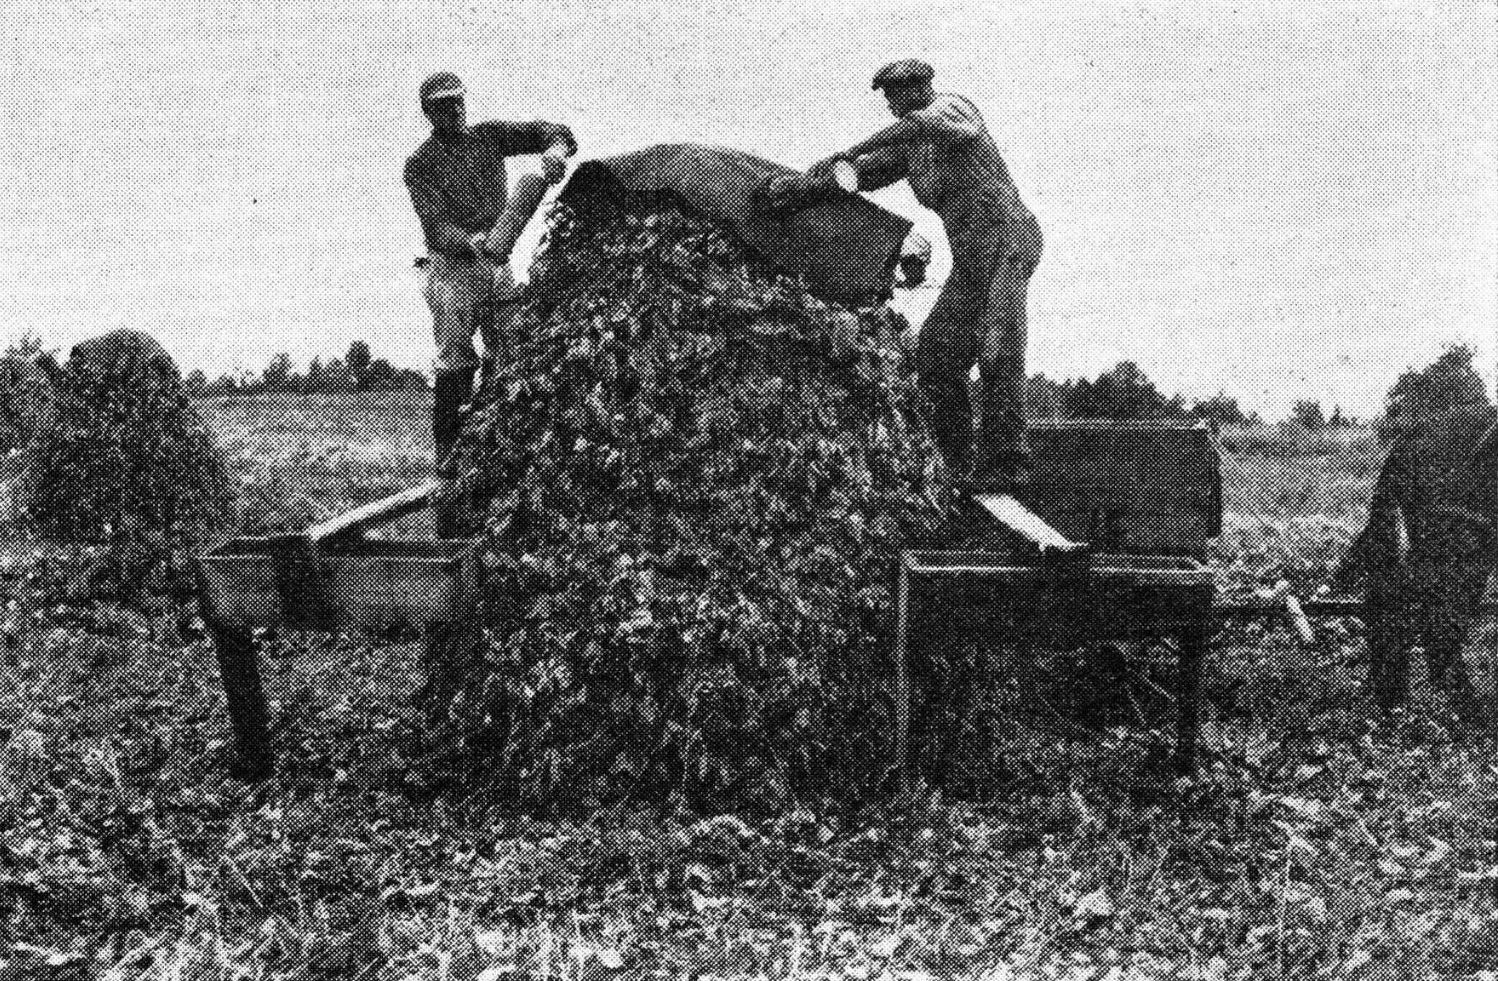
[541,154,567,185]
[896,255,927,288]
[895,231,931,288]
[807,153,852,180]
[475,234,502,264]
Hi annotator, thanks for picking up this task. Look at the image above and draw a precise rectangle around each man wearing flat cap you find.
[814,59,1043,490]
[404,71,577,473]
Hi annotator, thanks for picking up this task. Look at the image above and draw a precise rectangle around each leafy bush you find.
[0,335,58,454]
[20,330,232,597]
[443,191,954,814]
[1386,343,1491,420]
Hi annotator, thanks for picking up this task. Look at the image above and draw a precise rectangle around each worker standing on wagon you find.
[403,71,577,472]
[812,59,1042,490]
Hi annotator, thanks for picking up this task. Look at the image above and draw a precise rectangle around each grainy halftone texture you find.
[439,185,955,813]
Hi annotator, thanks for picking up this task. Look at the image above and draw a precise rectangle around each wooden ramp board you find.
[973,493,1087,554]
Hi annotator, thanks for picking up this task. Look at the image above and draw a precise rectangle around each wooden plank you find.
[973,493,1086,553]
[893,561,912,794]
[905,550,1204,570]
[1174,620,1208,774]
[903,550,1212,585]
[1216,599,1498,617]
[304,479,442,544]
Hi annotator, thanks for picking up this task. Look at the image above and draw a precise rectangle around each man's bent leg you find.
[915,275,984,480]
[424,256,483,474]
[1364,572,1414,708]
[1415,533,1490,719]
[974,256,1035,488]
[432,368,476,466]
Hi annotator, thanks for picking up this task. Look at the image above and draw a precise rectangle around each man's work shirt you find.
[855,93,1037,269]
[404,121,573,256]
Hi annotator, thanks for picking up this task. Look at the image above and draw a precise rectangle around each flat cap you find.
[871,59,934,90]
[419,71,465,103]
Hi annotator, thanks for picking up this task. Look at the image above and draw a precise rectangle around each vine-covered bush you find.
[0,336,57,455]
[21,330,232,597]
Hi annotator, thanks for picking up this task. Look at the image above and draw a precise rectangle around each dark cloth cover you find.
[560,143,912,307]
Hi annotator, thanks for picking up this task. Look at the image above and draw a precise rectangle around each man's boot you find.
[432,367,476,478]
[975,408,1033,494]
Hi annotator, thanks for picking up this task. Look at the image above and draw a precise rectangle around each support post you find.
[1174,617,1208,774]
[206,621,274,779]
[893,559,912,795]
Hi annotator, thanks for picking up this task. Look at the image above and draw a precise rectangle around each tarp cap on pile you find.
[559,144,912,308]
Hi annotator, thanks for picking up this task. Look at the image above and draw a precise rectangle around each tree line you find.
[4,336,1489,449]
[184,340,429,395]
[1022,344,1490,430]
[1022,362,1352,428]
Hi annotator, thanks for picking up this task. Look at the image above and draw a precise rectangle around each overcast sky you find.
[2,0,1494,418]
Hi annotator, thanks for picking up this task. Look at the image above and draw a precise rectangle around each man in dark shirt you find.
[813,59,1042,491]
[404,72,576,471]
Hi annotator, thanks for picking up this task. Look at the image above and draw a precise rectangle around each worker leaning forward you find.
[814,59,1042,490]
[404,71,577,471]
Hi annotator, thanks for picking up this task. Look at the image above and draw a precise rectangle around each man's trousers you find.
[914,203,1043,483]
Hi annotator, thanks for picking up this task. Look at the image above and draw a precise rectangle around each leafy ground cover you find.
[1,402,1496,979]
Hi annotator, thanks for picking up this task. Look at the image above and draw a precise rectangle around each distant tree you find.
[190,344,424,396]
[184,368,208,396]
[208,367,257,393]
[1024,373,1066,419]
[318,358,356,393]
[346,340,373,389]
[1291,399,1326,430]
[361,357,399,392]
[1385,344,1492,420]
[1327,405,1356,428]
[394,367,431,391]
[1191,392,1247,425]
[261,353,294,392]
[1065,361,1188,420]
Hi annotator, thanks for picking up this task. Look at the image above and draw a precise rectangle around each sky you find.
[1,0,1494,419]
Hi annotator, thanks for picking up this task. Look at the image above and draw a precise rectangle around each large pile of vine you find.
[442,186,957,813]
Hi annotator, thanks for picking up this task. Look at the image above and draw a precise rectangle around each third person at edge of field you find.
[810,58,1043,493]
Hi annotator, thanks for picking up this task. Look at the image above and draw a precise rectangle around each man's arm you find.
[806,119,920,179]
[477,119,578,154]
[822,94,984,171]
[842,117,925,162]
[847,146,910,191]
[481,120,577,179]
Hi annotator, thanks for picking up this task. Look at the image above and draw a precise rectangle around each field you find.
[1,392,1496,980]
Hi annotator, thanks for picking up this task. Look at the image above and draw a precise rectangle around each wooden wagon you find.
[195,420,1291,782]
[892,420,1223,780]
